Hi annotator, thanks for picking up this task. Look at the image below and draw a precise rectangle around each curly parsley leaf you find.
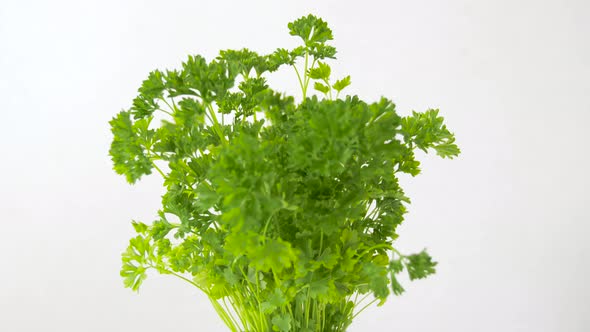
[402,109,461,158]
[288,14,333,45]
[406,250,438,281]
[109,111,153,184]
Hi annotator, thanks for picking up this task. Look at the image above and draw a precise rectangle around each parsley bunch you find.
[110,14,459,332]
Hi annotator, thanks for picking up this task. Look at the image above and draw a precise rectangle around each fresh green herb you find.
[110,14,459,332]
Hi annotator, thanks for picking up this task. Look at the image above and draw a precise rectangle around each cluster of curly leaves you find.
[110,14,459,332]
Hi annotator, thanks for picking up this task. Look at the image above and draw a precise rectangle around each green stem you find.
[391,247,405,259]
[354,293,371,306]
[150,160,167,179]
[209,298,239,332]
[145,149,167,180]
[221,295,241,330]
[352,298,378,319]
[302,52,309,99]
[358,244,393,258]
[206,103,227,144]
[158,97,180,117]
[324,78,333,100]
[238,266,265,331]
[293,66,305,96]
[157,108,173,116]
[148,264,207,294]
[305,57,317,91]
[366,201,380,220]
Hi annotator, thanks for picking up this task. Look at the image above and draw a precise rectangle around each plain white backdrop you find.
[1,0,589,331]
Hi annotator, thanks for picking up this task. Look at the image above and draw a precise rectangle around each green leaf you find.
[131,221,148,234]
[139,70,165,99]
[261,288,288,314]
[272,313,292,332]
[362,262,390,301]
[268,48,294,70]
[150,218,174,240]
[402,109,460,159]
[311,247,338,269]
[332,75,351,92]
[406,250,437,280]
[307,278,334,299]
[433,138,461,158]
[181,55,236,103]
[308,43,337,59]
[218,48,266,76]
[389,272,405,296]
[389,258,404,273]
[121,263,146,291]
[314,82,330,94]
[222,267,240,286]
[388,258,406,295]
[120,235,153,291]
[194,184,219,210]
[308,61,331,80]
[109,111,153,184]
[372,253,389,266]
[131,95,159,119]
[248,238,296,273]
[175,98,205,127]
[288,14,333,45]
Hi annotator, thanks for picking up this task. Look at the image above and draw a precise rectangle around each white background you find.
[1,0,589,331]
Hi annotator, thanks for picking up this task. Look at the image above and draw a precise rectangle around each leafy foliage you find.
[109,14,459,332]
